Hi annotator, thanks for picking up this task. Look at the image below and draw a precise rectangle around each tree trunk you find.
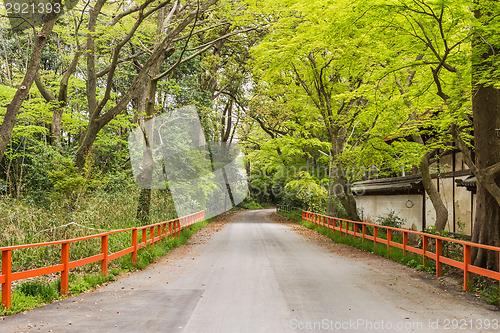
[51,108,65,145]
[0,18,56,162]
[136,188,152,225]
[326,192,338,217]
[334,167,361,221]
[420,152,448,231]
[245,159,252,196]
[326,160,338,217]
[471,84,500,270]
[469,2,500,270]
[331,130,360,221]
[75,119,103,168]
[134,82,156,224]
[135,7,168,223]
[397,56,449,232]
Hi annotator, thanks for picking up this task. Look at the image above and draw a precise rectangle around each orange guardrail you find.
[303,211,500,299]
[0,210,205,309]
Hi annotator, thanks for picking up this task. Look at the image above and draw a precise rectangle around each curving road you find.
[1,209,498,332]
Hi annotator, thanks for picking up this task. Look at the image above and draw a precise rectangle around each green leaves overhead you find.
[240,0,499,212]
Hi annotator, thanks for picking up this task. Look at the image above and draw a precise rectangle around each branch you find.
[95,0,218,127]
[94,0,160,117]
[154,27,256,81]
[172,22,230,42]
[58,50,82,104]
[34,72,56,102]
[107,3,144,27]
[86,0,107,115]
[96,48,150,78]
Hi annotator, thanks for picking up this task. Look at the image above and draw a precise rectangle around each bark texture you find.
[471,84,500,270]
[466,2,500,270]
[419,152,448,231]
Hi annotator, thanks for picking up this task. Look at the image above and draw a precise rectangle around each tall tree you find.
[452,0,500,269]
[0,17,57,162]
[75,0,255,168]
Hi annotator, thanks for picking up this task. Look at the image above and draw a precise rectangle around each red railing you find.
[0,211,205,309]
[303,211,500,299]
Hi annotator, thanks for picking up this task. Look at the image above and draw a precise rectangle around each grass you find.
[277,211,499,307]
[0,218,210,316]
[276,209,302,223]
[0,189,178,273]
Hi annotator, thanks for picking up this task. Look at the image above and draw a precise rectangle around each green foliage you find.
[237,197,263,210]
[0,291,42,316]
[16,279,59,303]
[47,158,85,201]
[68,272,118,294]
[283,171,328,210]
[376,211,406,229]
[16,142,63,205]
[276,209,303,223]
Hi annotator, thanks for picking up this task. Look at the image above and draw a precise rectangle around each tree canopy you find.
[0,0,499,268]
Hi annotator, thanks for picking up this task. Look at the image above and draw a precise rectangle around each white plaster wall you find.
[454,176,474,235]
[355,194,423,230]
[422,176,474,234]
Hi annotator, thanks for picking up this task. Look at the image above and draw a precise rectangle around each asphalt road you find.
[1,209,498,332]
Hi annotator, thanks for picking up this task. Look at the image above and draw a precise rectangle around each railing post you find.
[157,225,162,244]
[177,219,180,238]
[403,231,408,256]
[132,229,138,264]
[169,221,173,237]
[101,235,108,276]
[150,226,155,247]
[346,221,349,235]
[463,244,471,291]
[436,238,442,277]
[387,229,391,253]
[2,250,12,309]
[373,226,378,246]
[362,225,366,245]
[61,242,70,296]
[142,228,147,246]
[339,220,343,237]
[422,235,428,268]
[353,222,357,239]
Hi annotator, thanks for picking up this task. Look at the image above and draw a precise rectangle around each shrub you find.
[376,211,405,229]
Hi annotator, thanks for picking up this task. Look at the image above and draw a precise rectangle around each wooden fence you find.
[1,211,205,309]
